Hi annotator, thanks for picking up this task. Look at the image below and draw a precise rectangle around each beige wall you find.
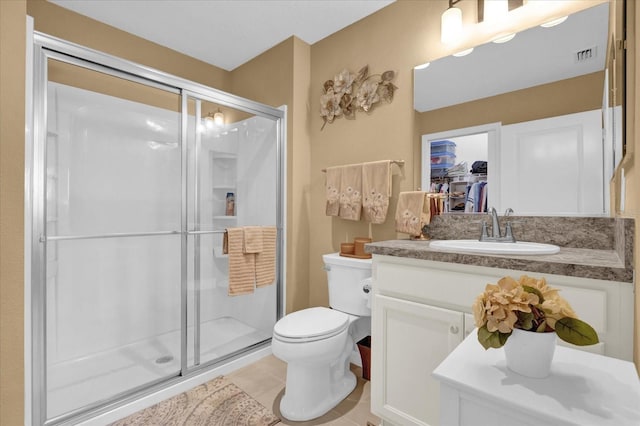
[1,0,638,423]
[618,0,639,371]
[0,1,26,424]
[309,1,432,307]
[416,71,604,136]
[230,36,312,314]
[289,38,312,314]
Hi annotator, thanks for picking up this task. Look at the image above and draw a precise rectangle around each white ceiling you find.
[49,0,395,71]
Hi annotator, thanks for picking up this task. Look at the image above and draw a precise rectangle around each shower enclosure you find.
[28,33,285,425]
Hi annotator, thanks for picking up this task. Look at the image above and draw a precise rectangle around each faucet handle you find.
[504,222,513,237]
[504,208,514,216]
[480,221,490,240]
[504,221,517,242]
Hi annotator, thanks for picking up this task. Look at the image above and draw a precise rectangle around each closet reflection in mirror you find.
[425,132,489,214]
[415,3,621,216]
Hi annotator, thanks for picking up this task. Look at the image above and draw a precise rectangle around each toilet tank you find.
[323,253,372,316]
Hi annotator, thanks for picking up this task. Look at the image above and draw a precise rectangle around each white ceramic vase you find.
[503,328,557,378]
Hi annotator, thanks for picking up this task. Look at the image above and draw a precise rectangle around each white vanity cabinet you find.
[370,254,634,426]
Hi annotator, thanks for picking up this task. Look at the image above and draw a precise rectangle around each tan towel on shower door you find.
[256,226,277,287]
[243,226,263,253]
[338,164,363,221]
[395,192,429,237]
[325,166,341,216]
[362,160,391,224]
[227,227,255,296]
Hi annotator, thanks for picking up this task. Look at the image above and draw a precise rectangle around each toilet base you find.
[280,368,356,421]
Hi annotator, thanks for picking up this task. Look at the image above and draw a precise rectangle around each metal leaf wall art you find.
[320,66,397,130]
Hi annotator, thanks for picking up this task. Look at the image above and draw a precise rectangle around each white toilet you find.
[272,252,372,421]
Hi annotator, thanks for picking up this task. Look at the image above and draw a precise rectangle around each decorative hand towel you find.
[243,226,263,254]
[325,166,342,216]
[395,192,429,237]
[362,160,391,224]
[227,227,255,296]
[256,226,277,287]
[338,164,363,221]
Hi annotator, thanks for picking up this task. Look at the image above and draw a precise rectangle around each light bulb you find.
[214,111,224,126]
[484,0,508,23]
[204,114,215,130]
[441,6,463,45]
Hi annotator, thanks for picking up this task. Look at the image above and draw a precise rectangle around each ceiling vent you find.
[575,46,597,63]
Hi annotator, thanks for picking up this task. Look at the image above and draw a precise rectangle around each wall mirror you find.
[414,3,622,216]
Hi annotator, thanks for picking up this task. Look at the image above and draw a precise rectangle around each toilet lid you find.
[273,307,349,341]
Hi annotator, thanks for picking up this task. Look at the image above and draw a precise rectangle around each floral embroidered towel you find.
[325,166,341,216]
[395,191,429,237]
[362,160,391,224]
[338,164,363,221]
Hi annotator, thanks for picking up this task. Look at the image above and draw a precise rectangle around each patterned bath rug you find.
[111,376,280,426]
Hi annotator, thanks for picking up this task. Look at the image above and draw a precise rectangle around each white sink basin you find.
[429,239,560,255]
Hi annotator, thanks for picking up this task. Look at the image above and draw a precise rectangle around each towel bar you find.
[321,159,404,172]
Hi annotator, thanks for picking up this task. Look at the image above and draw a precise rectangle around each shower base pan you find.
[46,316,270,419]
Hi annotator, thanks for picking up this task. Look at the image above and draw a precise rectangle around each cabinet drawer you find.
[375,257,488,311]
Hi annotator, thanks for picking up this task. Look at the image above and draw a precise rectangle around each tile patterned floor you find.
[227,355,381,426]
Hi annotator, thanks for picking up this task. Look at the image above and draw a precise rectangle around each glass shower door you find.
[185,94,278,367]
[41,58,183,421]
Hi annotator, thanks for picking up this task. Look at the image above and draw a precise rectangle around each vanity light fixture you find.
[541,16,568,28]
[414,62,431,70]
[483,0,508,23]
[214,109,224,126]
[204,112,216,130]
[441,0,463,45]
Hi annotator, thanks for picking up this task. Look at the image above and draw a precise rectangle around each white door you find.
[371,294,464,426]
[500,109,604,215]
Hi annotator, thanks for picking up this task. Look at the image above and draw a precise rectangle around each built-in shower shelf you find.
[213,216,237,220]
[211,151,237,159]
[212,185,236,190]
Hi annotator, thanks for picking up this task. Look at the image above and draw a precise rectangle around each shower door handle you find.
[186,230,227,235]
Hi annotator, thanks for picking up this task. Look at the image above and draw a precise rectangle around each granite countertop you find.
[365,239,633,283]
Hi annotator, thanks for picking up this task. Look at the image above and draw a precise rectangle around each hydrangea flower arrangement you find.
[472,275,599,349]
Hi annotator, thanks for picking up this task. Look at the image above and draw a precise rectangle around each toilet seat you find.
[273,307,349,343]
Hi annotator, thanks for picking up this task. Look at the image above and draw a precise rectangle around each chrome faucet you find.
[479,207,516,242]
[490,207,502,238]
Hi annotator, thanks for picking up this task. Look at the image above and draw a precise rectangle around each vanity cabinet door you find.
[372,294,464,426]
